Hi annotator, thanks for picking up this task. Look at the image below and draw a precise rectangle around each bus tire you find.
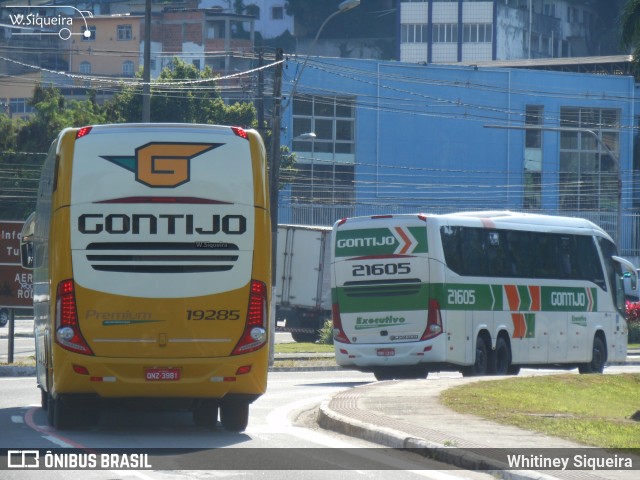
[291,331,319,343]
[193,402,219,428]
[373,368,393,381]
[579,336,606,374]
[493,337,511,375]
[399,367,429,380]
[462,335,489,377]
[507,365,521,376]
[40,387,48,411]
[220,402,250,432]
[48,395,73,430]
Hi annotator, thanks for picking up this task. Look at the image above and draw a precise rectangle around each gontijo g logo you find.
[101,143,222,188]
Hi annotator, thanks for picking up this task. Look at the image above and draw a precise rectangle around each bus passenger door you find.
[547,310,568,363]
[504,285,548,364]
[514,312,548,363]
[445,310,474,365]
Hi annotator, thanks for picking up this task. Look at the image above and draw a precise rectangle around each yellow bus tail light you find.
[56,279,94,355]
[231,280,267,355]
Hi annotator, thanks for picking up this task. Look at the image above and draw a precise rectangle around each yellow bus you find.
[20,124,271,431]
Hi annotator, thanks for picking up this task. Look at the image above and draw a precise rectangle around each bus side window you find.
[441,226,463,274]
[533,233,558,278]
[575,236,605,288]
[598,237,624,311]
[461,228,487,276]
[505,230,532,277]
[559,236,578,278]
[485,230,508,277]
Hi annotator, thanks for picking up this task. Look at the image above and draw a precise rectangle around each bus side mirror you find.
[614,256,637,292]
[20,241,33,270]
[20,212,35,270]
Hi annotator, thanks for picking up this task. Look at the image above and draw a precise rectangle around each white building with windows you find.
[400,0,599,64]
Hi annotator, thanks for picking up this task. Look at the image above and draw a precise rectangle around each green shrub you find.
[625,302,640,343]
[318,319,334,345]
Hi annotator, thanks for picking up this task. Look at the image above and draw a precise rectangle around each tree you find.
[15,84,105,153]
[621,0,640,72]
[0,113,18,153]
[586,0,627,55]
[0,114,39,220]
[103,58,258,126]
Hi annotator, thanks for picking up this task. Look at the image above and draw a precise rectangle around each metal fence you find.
[277,203,640,259]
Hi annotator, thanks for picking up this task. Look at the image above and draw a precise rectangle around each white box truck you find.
[276,225,332,342]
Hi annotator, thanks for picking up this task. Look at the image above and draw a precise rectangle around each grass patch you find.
[274,342,334,354]
[0,355,36,367]
[441,374,640,449]
[272,358,337,368]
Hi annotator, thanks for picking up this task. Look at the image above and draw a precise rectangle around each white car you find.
[0,308,8,328]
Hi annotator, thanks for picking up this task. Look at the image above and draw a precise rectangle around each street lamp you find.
[484,124,623,246]
[284,0,361,111]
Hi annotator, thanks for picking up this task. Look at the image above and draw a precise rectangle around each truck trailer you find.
[276,225,332,342]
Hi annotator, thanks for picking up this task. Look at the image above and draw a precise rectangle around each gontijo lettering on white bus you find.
[550,291,586,307]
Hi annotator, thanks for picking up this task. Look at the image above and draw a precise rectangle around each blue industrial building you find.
[277,56,639,256]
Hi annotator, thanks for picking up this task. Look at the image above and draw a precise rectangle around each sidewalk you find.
[318,364,640,480]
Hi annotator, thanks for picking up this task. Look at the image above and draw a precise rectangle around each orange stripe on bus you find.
[529,285,541,311]
[512,313,526,339]
[505,285,520,311]
[395,227,412,254]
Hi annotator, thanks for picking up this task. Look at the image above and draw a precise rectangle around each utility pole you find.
[268,48,283,365]
[142,0,151,122]
[269,48,284,281]
[257,50,265,134]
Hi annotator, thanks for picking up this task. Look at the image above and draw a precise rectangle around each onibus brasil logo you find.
[5,5,93,40]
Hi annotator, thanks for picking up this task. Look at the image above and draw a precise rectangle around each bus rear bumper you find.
[50,348,268,401]
[333,340,447,368]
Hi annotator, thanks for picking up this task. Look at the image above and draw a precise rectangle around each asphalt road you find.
[0,370,494,480]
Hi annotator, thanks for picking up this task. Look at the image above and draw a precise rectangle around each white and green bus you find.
[331,211,634,380]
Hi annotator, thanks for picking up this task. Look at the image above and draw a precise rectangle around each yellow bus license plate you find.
[145,368,181,381]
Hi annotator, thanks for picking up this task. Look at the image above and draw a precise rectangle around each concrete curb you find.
[0,365,35,377]
[317,387,562,480]
[2,359,640,377]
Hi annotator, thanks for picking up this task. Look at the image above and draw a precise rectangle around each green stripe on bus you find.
[334,226,428,258]
[333,283,598,313]
[333,283,430,313]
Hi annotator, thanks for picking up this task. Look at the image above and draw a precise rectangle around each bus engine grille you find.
[84,242,239,273]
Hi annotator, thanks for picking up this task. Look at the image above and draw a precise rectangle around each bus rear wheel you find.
[462,336,489,377]
[47,395,73,430]
[193,401,219,428]
[578,336,606,374]
[220,402,250,432]
[373,366,428,381]
[493,337,511,375]
[47,394,99,429]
